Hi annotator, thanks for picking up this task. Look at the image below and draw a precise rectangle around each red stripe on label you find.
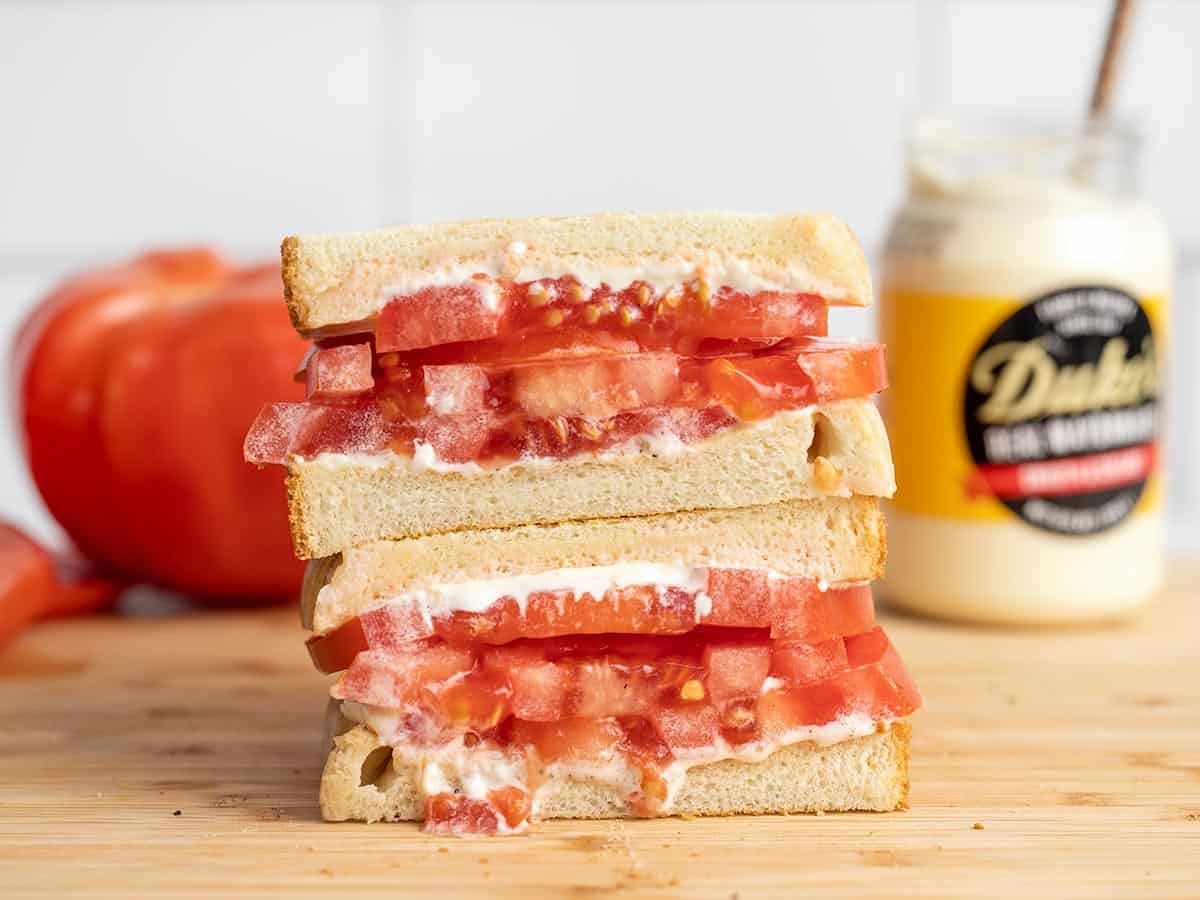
[965,443,1157,500]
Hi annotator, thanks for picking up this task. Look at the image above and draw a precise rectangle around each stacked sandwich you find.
[246,212,921,835]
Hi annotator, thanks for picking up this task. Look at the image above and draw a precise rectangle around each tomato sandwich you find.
[246,211,921,835]
[247,212,896,557]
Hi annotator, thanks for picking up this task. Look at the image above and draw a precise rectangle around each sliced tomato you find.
[305,343,374,399]
[416,413,491,464]
[506,660,569,722]
[845,626,922,712]
[431,666,510,730]
[305,573,877,675]
[331,645,475,708]
[701,568,770,627]
[376,277,508,353]
[768,580,876,642]
[791,337,888,402]
[369,278,828,355]
[684,290,827,341]
[509,352,678,420]
[770,638,848,684]
[307,617,368,674]
[650,703,721,750]
[244,400,387,465]
[510,716,625,764]
[422,363,489,415]
[248,339,884,467]
[307,603,432,673]
[571,659,658,718]
[757,628,921,736]
[703,637,772,702]
[422,787,530,836]
[448,585,698,646]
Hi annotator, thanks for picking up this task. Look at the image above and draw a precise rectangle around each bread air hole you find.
[806,413,837,464]
[359,746,393,788]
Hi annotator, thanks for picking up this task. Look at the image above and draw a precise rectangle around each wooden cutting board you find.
[1,563,1197,899]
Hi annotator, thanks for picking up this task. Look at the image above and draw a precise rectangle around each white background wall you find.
[1,0,1198,549]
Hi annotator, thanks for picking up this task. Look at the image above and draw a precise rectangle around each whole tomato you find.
[15,249,308,603]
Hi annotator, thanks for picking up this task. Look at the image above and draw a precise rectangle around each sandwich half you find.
[302,499,920,835]
[245,212,893,557]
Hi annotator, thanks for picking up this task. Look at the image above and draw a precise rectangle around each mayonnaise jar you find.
[880,116,1172,625]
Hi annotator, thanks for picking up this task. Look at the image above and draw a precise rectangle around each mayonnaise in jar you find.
[880,115,1172,625]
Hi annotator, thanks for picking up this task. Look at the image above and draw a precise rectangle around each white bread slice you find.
[319,722,910,823]
[287,399,894,559]
[303,496,885,633]
[281,211,872,333]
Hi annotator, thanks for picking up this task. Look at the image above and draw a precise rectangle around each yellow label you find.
[881,289,1165,525]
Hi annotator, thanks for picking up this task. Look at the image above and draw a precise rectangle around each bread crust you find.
[319,722,910,824]
[281,211,872,332]
[286,400,894,559]
[302,496,886,632]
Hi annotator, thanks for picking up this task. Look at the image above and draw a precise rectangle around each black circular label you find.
[962,286,1158,536]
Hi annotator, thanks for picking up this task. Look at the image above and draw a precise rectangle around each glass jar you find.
[879,115,1172,625]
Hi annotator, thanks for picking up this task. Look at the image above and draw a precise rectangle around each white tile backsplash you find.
[0,1,384,255]
[403,0,920,246]
[2,0,1199,548]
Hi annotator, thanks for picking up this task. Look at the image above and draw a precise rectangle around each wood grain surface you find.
[1,563,1197,899]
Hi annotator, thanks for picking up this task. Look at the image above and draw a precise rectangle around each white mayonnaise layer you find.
[379,255,849,306]
[369,561,711,620]
[341,701,884,816]
[323,562,866,633]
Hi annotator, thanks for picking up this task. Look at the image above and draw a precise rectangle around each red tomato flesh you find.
[422,786,532,836]
[247,338,885,466]
[377,278,507,353]
[391,626,919,833]
[330,625,920,745]
[306,572,876,674]
[305,342,375,399]
[370,277,828,354]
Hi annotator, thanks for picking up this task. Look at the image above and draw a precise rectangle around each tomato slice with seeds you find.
[371,277,828,354]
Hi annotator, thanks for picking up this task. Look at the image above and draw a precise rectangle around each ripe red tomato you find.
[15,249,308,603]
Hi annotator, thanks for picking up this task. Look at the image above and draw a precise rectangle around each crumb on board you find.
[173,810,182,817]
[972,822,985,830]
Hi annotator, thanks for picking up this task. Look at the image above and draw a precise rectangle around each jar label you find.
[882,288,1164,531]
